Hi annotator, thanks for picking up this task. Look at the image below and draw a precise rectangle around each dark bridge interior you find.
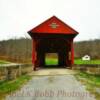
[35,37,71,68]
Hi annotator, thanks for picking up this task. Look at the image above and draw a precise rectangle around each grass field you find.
[0,60,10,65]
[45,58,58,65]
[75,72,100,100]
[0,75,31,100]
[45,58,100,65]
[75,59,100,64]
[1,59,100,65]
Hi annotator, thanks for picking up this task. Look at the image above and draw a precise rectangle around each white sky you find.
[0,0,100,41]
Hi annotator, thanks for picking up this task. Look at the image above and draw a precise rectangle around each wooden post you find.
[32,39,37,70]
[71,39,74,65]
[18,65,22,76]
[32,39,40,71]
[6,67,12,80]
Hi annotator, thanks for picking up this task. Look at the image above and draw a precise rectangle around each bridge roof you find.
[28,16,79,36]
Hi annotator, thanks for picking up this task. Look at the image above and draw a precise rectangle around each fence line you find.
[73,64,100,75]
[0,64,33,81]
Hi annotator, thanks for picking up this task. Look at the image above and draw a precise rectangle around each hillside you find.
[0,38,32,63]
[0,38,100,63]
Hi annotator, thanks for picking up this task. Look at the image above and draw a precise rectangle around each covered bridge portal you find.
[28,16,78,70]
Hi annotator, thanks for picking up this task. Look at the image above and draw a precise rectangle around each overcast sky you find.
[0,0,100,41]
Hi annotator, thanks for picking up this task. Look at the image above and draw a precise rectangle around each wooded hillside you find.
[74,39,100,59]
[0,38,32,63]
[0,38,100,63]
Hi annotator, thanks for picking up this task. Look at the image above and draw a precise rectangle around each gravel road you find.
[6,74,95,100]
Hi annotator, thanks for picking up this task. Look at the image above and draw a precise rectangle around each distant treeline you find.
[0,38,32,63]
[0,38,100,63]
[74,39,100,59]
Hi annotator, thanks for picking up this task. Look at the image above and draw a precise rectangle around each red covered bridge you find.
[28,16,79,70]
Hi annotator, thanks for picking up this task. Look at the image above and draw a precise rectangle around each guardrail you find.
[0,63,32,81]
[73,64,100,75]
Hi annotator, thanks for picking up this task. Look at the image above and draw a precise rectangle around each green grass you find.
[0,75,31,99]
[45,58,58,65]
[0,60,11,65]
[75,59,100,65]
[75,71,100,100]
[45,58,100,65]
